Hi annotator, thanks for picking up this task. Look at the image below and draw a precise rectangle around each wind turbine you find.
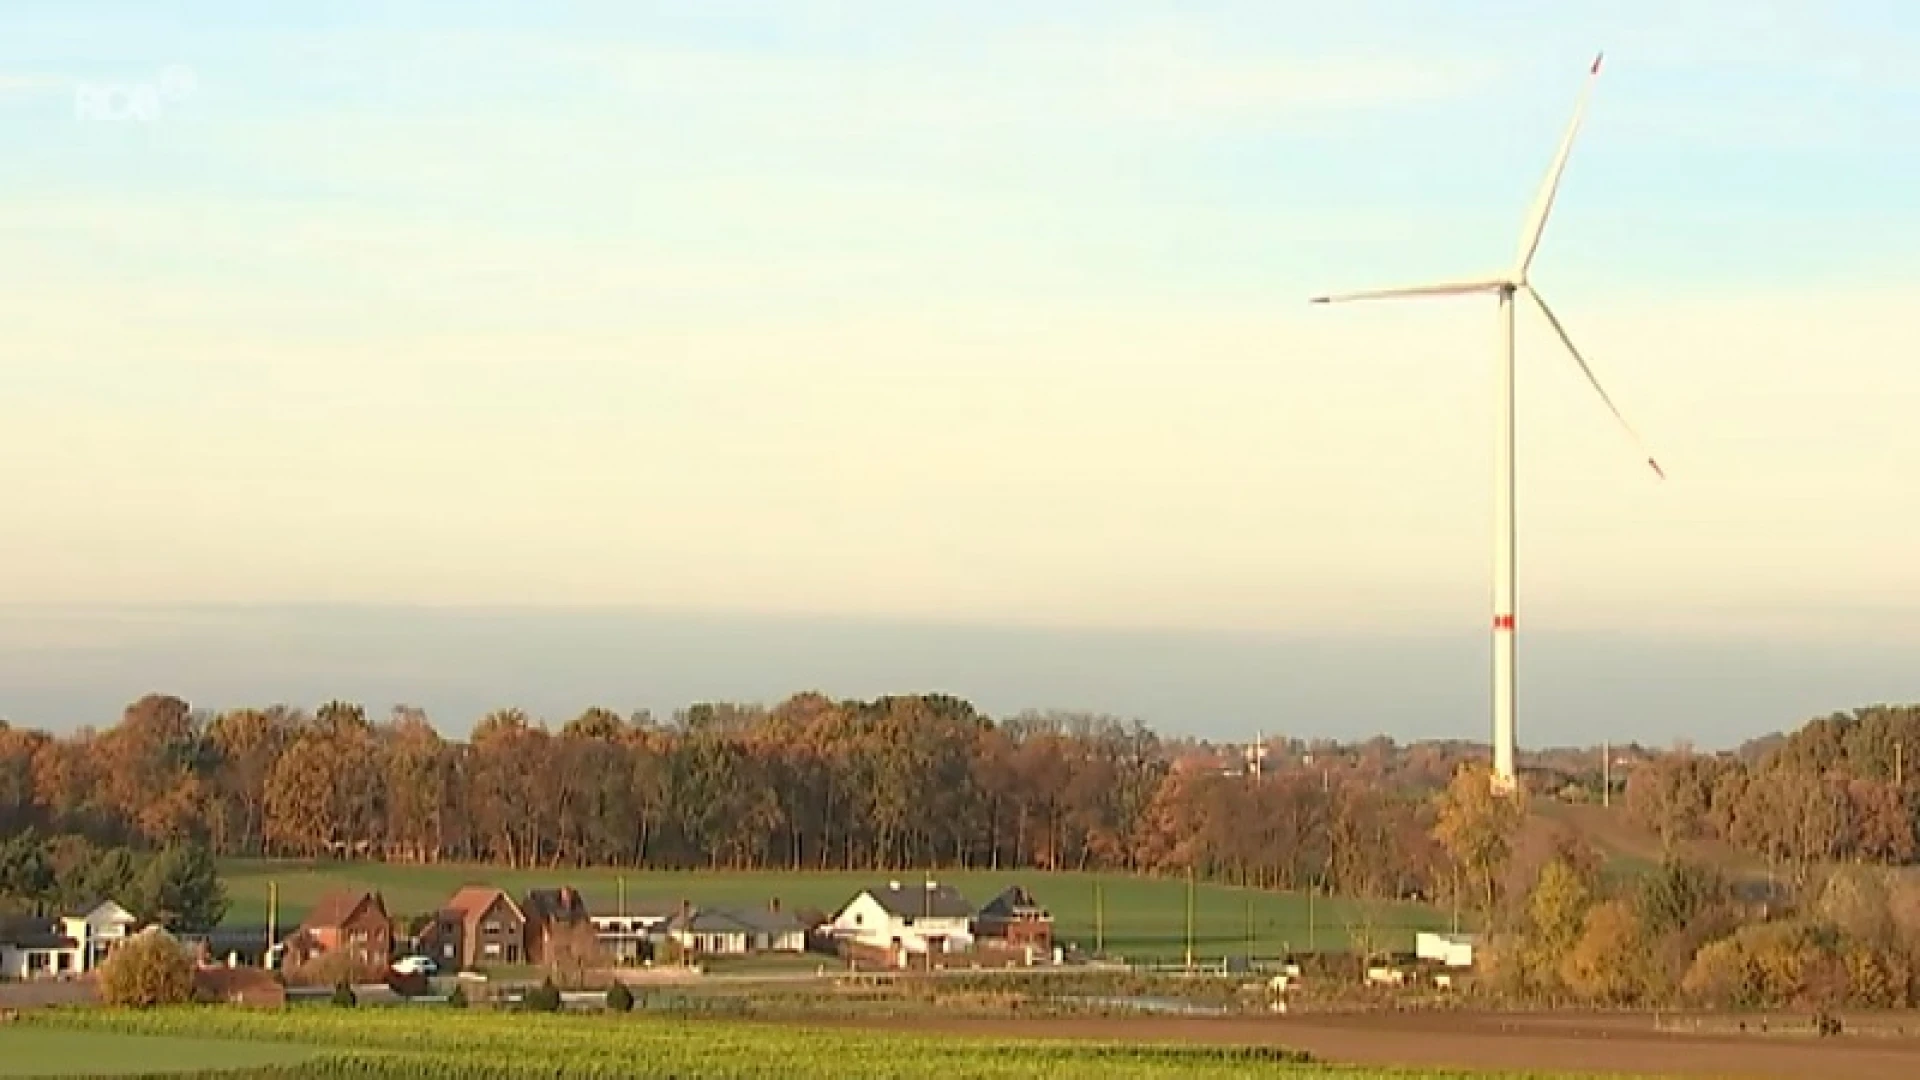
[1309,53,1662,795]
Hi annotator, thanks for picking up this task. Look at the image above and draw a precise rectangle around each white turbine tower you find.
[1310,53,1663,796]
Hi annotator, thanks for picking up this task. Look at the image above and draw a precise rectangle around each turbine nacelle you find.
[1307,52,1661,481]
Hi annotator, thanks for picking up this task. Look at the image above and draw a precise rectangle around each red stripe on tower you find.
[1493,614,1515,631]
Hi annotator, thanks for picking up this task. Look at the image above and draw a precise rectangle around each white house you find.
[667,907,808,956]
[831,881,974,959]
[590,908,676,965]
[1415,931,1478,969]
[0,917,84,980]
[60,900,141,970]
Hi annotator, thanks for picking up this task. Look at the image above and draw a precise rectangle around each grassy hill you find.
[218,859,1450,963]
[1526,800,1765,882]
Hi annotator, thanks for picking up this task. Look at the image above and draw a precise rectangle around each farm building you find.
[1415,932,1478,969]
[831,881,975,958]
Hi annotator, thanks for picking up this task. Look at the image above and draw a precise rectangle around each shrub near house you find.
[99,927,194,1007]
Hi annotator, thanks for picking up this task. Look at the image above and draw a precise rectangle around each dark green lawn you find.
[0,1030,314,1076]
[219,860,1448,961]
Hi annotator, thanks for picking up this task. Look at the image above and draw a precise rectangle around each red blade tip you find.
[1591,52,1604,75]
[1648,458,1664,480]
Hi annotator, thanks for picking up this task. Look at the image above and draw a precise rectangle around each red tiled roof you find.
[300,889,379,931]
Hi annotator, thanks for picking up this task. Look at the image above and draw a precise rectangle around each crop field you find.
[219,860,1450,960]
[0,1029,314,1076]
[8,1006,1637,1079]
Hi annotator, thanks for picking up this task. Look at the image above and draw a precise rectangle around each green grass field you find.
[0,1029,314,1076]
[219,860,1450,960]
[10,1006,1635,1079]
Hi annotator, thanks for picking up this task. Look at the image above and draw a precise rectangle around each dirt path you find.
[791,1010,1920,1078]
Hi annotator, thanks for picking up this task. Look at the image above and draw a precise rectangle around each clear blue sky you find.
[2,2,1916,741]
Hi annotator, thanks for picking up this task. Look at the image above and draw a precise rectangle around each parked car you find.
[391,955,438,976]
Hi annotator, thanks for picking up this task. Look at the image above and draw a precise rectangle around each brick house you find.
[286,889,391,973]
[420,886,526,970]
[972,885,1053,954]
[522,886,592,967]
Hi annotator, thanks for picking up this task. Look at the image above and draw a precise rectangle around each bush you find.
[331,981,357,1008]
[523,977,561,1013]
[606,982,634,1013]
[98,928,194,1008]
[447,983,469,1009]
[285,947,378,989]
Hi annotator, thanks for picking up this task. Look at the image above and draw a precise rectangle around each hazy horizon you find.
[0,604,1909,751]
[4,4,1916,749]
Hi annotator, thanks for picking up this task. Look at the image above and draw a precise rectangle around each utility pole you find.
[1184,866,1195,971]
[266,880,277,968]
[1603,741,1611,808]
[1094,882,1105,957]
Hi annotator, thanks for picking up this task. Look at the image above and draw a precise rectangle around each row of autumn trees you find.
[1623,705,1920,878]
[1483,809,1920,1010]
[0,692,1458,901]
[1431,706,1920,1010]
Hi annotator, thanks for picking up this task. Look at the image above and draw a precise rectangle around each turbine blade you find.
[1528,286,1663,479]
[1512,52,1604,279]
[1310,278,1510,304]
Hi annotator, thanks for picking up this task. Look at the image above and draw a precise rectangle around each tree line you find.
[0,831,228,931]
[5,694,1917,907]
[1623,705,1920,880]
[0,692,1476,901]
